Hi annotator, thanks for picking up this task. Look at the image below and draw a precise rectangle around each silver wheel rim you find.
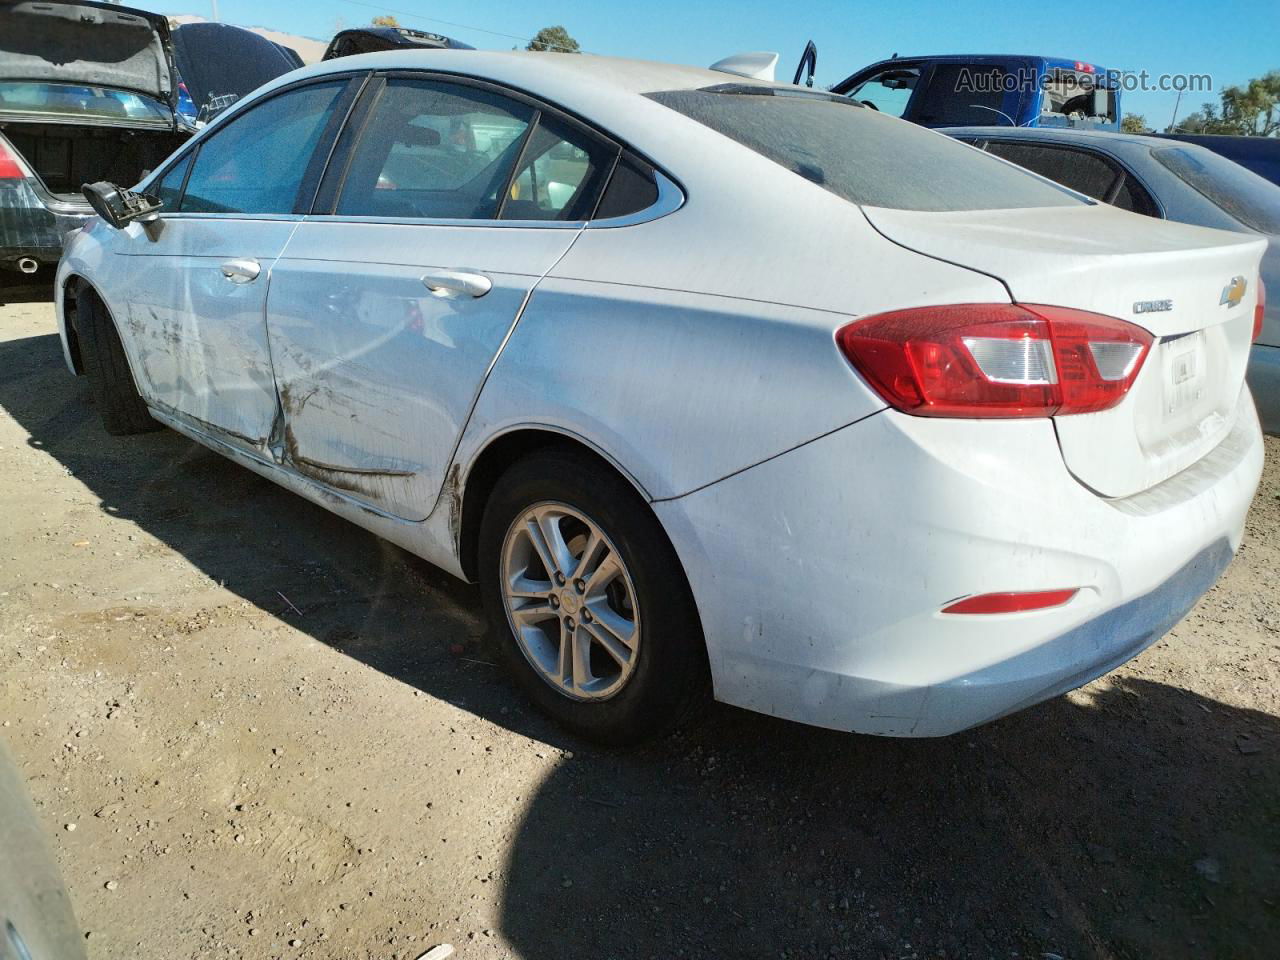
[500,501,641,702]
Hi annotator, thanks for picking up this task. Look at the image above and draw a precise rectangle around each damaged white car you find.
[57,51,1266,743]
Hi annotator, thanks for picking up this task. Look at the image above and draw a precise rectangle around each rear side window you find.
[984,142,1117,199]
[336,79,534,219]
[501,113,615,221]
[647,87,1083,212]
[1152,146,1280,234]
[180,81,347,214]
[334,78,617,222]
[595,152,660,219]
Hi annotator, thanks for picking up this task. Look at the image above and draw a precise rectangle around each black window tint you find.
[336,79,533,219]
[500,114,616,221]
[1152,146,1280,234]
[913,64,1012,126]
[647,88,1081,212]
[595,152,660,219]
[985,142,1118,200]
[1111,175,1159,217]
[181,81,346,214]
[152,152,192,210]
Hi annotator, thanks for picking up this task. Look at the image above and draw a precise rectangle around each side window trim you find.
[146,72,368,219]
[311,69,681,227]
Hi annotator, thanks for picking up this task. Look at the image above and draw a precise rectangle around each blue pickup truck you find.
[824,54,1121,131]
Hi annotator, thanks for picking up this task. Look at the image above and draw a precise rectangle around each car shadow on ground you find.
[1,330,1275,960]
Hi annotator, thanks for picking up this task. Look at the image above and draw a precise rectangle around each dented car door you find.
[264,75,616,520]
[119,78,354,453]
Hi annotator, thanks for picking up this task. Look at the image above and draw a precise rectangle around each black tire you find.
[74,284,158,436]
[479,446,708,746]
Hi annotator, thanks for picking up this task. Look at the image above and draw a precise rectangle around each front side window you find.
[648,87,1083,213]
[180,80,347,215]
[152,152,193,210]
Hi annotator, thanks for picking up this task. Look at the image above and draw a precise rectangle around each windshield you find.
[646,86,1084,212]
[1152,146,1280,234]
[0,82,171,122]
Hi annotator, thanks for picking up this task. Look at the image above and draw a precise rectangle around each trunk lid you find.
[171,23,302,123]
[0,0,176,109]
[863,203,1266,497]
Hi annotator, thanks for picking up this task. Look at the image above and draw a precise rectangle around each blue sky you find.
[136,0,1277,128]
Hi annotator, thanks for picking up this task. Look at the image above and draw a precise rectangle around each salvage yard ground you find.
[1,287,1278,960]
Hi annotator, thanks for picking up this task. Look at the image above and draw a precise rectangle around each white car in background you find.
[56,51,1266,743]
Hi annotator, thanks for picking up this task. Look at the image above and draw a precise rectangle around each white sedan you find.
[56,51,1266,743]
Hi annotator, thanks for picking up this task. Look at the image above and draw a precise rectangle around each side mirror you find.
[81,181,163,229]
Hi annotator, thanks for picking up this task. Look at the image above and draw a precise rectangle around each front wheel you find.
[478,447,707,745]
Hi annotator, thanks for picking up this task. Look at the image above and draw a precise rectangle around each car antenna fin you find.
[709,51,779,82]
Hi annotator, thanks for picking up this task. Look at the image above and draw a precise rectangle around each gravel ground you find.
[1,285,1278,960]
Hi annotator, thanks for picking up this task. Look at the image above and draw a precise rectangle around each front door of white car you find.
[264,76,617,521]
[115,78,355,453]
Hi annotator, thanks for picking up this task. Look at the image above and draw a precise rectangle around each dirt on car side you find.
[1,294,1277,960]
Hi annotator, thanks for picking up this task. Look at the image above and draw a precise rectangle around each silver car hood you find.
[0,0,176,107]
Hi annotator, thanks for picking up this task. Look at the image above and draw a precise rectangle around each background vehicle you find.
[172,22,304,123]
[832,54,1120,129]
[1,740,87,960]
[1154,132,1280,188]
[322,25,473,60]
[0,0,189,273]
[945,126,1280,433]
[56,51,1263,744]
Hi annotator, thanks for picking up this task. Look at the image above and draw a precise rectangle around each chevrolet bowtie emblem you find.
[1220,276,1247,308]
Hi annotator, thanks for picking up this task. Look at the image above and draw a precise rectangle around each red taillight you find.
[836,303,1153,418]
[0,139,24,180]
[1255,277,1267,342]
[942,589,1079,615]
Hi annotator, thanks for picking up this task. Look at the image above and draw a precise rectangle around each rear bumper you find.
[1249,343,1280,436]
[655,389,1264,737]
[0,180,90,267]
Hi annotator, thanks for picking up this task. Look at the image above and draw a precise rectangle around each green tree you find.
[1120,113,1148,133]
[526,25,580,53]
[1173,71,1280,136]
[371,15,399,27]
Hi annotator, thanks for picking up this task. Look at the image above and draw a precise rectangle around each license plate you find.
[1160,331,1207,416]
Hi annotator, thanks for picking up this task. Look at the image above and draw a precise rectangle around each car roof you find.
[284,48,781,97]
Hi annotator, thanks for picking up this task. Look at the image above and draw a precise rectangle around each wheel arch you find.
[59,274,87,376]
[455,426,654,583]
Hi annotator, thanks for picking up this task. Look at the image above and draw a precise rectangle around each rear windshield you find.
[0,82,170,123]
[646,86,1083,212]
[1151,146,1280,234]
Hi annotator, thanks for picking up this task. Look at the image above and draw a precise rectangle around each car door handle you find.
[220,258,261,284]
[421,270,492,299]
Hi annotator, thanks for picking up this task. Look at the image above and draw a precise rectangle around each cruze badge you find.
[1133,299,1173,314]
[1220,276,1247,308]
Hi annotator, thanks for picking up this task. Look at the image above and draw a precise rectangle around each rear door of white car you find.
[265,74,619,520]
[116,76,359,453]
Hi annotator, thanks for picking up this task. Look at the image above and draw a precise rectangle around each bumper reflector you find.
[942,589,1079,615]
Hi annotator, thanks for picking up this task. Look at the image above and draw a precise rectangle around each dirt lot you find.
[1,284,1278,960]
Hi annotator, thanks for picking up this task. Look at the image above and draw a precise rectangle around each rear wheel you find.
[479,447,707,745]
[75,285,157,436]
